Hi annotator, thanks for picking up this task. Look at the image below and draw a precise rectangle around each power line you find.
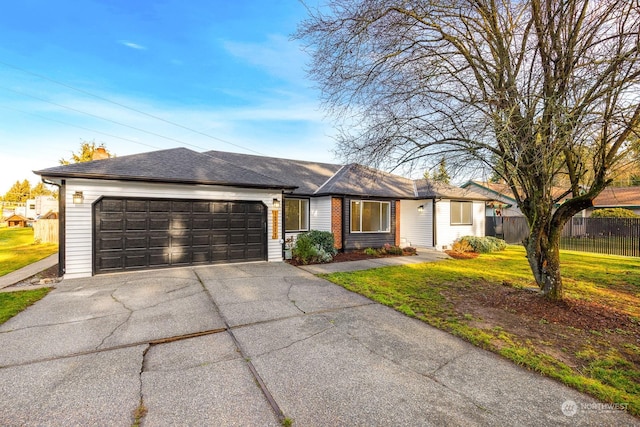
[0,59,267,155]
[0,104,163,151]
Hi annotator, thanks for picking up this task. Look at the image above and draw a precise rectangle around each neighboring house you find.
[6,214,28,228]
[586,187,640,217]
[463,181,640,218]
[460,181,523,217]
[35,148,487,279]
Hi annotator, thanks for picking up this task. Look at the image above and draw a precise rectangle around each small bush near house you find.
[451,239,474,254]
[292,231,335,264]
[459,236,507,253]
[364,247,379,256]
[381,243,404,255]
[299,230,337,255]
[591,208,640,218]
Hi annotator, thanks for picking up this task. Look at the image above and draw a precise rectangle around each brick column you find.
[331,197,343,250]
[395,200,401,246]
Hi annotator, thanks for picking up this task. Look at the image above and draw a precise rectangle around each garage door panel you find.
[94,198,266,274]
[101,199,124,212]
[172,201,191,212]
[100,218,124,231]
[126,200,147,212]
[125,253,148,269]
[126,218,147,231]
[193,217,211,230]
[149,234,170,248]
[149,200,171,212]
[192,234,210,246]
[98,254,124,271]
[192,202,210,213]
[149,217,170,230]
[149,251,170,266]
[125,236,148,249]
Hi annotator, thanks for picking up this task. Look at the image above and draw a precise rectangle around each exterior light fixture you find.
[273,198,281,209]
[72,191,84,204]
[417,205,424,213]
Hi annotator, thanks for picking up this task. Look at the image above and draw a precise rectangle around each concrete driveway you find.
[0,262,635,426]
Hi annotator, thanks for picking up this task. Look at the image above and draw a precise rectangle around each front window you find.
[351,200,390,233]
[451,201,473,225]
[285,198,309,232]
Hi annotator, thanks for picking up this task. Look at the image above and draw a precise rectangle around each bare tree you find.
[297,0,640,300]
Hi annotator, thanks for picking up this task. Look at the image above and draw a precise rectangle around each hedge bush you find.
[292,230,336,264]
[591,208,640,218]
[458,236,507,253]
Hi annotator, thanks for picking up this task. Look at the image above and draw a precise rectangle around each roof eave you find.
[36,172,297,191]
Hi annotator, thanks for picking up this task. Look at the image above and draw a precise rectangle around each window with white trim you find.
[285,198,309,232]
[451,201,473,225]
[350,200,390,233]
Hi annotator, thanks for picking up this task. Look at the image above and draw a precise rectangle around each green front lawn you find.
[323,246,640,416]
[0,288,51,324]
[0,228,58,276]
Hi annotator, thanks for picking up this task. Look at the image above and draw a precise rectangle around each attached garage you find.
[93,197,266,274]
[35,148,294,279]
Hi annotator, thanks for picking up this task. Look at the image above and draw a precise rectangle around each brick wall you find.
[331,197,343,250]
[395,200,401,246]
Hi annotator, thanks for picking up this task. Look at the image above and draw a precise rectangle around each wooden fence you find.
[33,219,59,243]
[486,216,640,257]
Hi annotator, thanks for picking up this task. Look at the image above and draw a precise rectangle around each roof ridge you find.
[199,150,294,188]
[315,164,347,195]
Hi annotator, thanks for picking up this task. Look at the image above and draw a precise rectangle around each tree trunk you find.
[524,222,563,301]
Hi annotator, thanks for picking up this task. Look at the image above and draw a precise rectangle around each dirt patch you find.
[445,250,479,259]
[447,279,640,371]
[7,264,60,288]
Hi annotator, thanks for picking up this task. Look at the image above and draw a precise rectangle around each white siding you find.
[284,196,331,243]
[435,200,485,249]
[310,196,331,232]
[399,199,434,248]
[63,178,282,279]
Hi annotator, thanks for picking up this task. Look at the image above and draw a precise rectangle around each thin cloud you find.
[118,40,147,50]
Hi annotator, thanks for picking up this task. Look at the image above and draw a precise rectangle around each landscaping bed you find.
[287,247,416,266]
[323,245,640,416]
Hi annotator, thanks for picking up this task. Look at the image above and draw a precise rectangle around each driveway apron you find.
[0,262,636,426]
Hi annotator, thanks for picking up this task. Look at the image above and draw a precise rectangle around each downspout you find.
[42,178,64,277]
[432,197,438,248]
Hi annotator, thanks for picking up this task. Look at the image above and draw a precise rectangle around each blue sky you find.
[0,0,334,193]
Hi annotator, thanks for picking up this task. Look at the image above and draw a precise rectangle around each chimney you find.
[92,147,109,161]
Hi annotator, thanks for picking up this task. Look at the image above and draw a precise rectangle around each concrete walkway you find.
[0,253,58,290]
[0,261,635,426]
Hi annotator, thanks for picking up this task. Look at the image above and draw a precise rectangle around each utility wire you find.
[0,85,217,151]
[0,104,162,151]
[0,59,267,155]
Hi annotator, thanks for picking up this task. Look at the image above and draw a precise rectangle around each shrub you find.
[403,246,417,255]
[299,230,337,255]
[364,247,379,256]
[381,243,404,255]
[451,240,473,253]
[591,208,640,218]
[292,230,336,264]
[292,234,319,264]
[458,236,507,253]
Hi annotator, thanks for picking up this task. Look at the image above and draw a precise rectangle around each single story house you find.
[587,187,640,217]
[35,148,488,279]
[5,214,29,228]
[462,180,640,218]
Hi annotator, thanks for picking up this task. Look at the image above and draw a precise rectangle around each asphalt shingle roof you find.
[204,150,342,195]
[35,147,489,200]
[316,164,416,198]
[34,148,294,190]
